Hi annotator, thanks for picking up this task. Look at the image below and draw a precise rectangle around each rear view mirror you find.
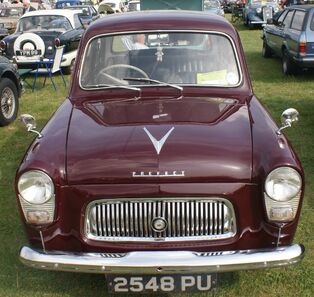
[266,18,273,25]
[276,108,299,135]
[20,114,43,138]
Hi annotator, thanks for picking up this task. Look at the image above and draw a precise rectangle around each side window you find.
[283,10,294,28]
[311,14,314,31]
[291,10,306,31]
[73,14,83,28]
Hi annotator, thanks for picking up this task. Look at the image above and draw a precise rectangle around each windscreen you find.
[80,31,241,88]
[17,15,73,32]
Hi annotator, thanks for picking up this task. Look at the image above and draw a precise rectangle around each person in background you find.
[132,34,148,49]
[122,34,148,50]
[22,0,36,14]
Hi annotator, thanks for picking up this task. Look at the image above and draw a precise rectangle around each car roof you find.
[21,8,81,18]
[289,4,314,10]
[87,10,235,37]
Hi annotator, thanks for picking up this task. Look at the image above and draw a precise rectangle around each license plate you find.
[107,273,217,293]
[16,49,41,56]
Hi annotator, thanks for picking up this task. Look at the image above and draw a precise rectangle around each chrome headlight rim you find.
[265,167,302,202]
[17,170,55,205]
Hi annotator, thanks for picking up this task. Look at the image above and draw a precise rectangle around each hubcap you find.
[1,87,15,119]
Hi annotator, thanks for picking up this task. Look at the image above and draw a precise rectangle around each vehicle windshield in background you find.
[17,15,73,32]
[80,32,241,88]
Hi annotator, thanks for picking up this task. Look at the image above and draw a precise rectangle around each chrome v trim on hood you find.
[143,126,175,155]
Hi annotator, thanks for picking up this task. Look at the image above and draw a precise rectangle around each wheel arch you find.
[1,71,21,97]
[281,43,289,57]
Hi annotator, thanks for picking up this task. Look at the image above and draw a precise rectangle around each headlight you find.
[18,170,54,204]
[265,167,301,202]
[256,7,262,13]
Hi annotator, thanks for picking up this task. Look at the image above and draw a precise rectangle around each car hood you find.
[66,96,252,184]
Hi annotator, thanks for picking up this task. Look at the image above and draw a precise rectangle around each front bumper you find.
[20,244,304,274]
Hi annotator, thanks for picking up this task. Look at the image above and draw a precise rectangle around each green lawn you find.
[0,20,313,297]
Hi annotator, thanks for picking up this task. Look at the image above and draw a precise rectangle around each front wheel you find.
[62,59,75,75]
[0,78,19,126]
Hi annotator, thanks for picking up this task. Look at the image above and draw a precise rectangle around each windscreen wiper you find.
[84,84,142,100]
[123,77,183,99]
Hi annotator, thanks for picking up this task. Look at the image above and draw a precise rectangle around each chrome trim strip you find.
[79,30,243,91]
[85,197,237,242]
[132,170,185,177]
[20,244,305,274]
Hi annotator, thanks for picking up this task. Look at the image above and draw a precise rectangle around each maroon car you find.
[16,11,304,293]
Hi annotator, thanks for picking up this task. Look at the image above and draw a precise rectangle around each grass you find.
[0,19,313,297]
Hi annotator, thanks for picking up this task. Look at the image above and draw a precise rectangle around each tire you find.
[0,78,19,126]
[62,59,75,75]
[282,49,298,75]
[13,33,45,60]
[262,39,272,58]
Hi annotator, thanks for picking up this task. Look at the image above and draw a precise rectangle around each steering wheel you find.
[99,64,149,85]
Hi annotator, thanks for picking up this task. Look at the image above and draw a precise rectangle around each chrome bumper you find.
[20,244,304,274]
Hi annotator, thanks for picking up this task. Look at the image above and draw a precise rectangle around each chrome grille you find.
[263,7,273,22]
[85,198,236,242]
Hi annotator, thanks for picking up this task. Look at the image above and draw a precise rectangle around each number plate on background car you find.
[16,49,41,56]
[107,274,217,293]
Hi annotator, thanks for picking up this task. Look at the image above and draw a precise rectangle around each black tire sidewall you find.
[262,39,272,58]
[282,50,295,75]
[0,78,19,126]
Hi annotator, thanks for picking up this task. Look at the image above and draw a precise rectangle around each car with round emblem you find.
[0,9,85,74]
[0,56,22,126]
[16,8,305,294]
[243,0,280,28]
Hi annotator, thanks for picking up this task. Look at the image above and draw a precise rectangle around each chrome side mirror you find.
[19,114,43,138]
[276,108,299,135]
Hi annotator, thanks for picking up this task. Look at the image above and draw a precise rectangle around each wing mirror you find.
[19,114,43,138]
[266,18,273,25]
[276,108,299,135]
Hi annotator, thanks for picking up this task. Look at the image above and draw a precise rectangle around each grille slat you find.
[86,198,236,242]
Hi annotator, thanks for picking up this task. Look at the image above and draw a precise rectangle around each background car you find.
[243,0,280,28]
[127,0,140,11]
[98,0,125,13]
[64,5,99,25]
[0,56,22,126]
[0,9,85,74]
[0,4,24,39]
[55,0,83,9]
[262,4,314,75]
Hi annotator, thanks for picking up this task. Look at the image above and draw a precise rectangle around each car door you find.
[287,9,306,58]
[60,14,85,52]
[265,10,287,55]
[267,9,294,56]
